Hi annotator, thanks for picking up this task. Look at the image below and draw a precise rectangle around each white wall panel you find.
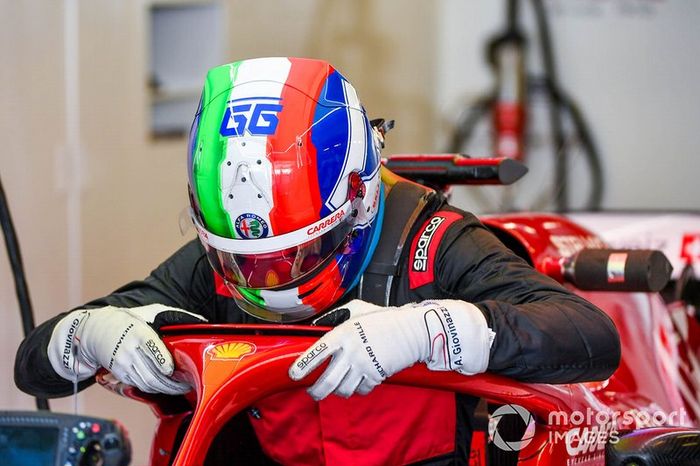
[437,0,700,211]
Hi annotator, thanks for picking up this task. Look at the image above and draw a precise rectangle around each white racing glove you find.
[289,299,496,400]
[48,303,207,395]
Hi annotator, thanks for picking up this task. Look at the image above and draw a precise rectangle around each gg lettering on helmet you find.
[220,97,284,137]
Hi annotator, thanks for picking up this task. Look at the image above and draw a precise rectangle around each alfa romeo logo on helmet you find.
[489,404,535,452]
[235,213,269,239]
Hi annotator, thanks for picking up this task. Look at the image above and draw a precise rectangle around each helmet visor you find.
[195,207,355,289]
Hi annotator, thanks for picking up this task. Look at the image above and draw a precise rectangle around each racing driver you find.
[15,57,621,465]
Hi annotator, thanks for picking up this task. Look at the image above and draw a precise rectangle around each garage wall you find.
[0,1,436,463]
[1,1,698,464]
[436,0,700,211]
[0,0,74,416]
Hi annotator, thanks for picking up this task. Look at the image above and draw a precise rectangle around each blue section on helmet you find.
[307,68,384,304]
[312,76,351,218]
[337,183,385,294]
[321,70,348,106]
[363,117,380,176]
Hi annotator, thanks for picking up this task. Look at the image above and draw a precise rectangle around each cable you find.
[0,174,49,410]
[446,0,604,212]
[530,0,568,210]
[447,95,494,154]
[557,89,604,209]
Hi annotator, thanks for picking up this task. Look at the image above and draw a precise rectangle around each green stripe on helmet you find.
[192,61,242,237]
[238,287,266,307]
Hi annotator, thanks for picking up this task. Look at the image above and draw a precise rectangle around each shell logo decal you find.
[208,342,256,360]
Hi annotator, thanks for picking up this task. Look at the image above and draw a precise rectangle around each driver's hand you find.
[289,299,494,400]
[48,304,207,395]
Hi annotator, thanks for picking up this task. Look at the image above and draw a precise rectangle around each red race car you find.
[99,156,700,466]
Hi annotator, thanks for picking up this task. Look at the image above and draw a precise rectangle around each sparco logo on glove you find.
[296,343,328,370]
[48,304,207,395]
[146,339,168,366]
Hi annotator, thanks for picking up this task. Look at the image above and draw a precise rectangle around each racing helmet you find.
[188,57,384,322]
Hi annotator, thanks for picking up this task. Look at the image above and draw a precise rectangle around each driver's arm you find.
[434,214,621,384]
[14,239,215,398]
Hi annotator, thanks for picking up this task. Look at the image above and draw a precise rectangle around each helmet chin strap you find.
[345,183,385,295]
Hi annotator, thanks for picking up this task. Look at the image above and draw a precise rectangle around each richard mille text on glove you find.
[48,303,207,395]
[289,299,495,400]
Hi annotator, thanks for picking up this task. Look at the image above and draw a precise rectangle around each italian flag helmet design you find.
[188,57,384,322]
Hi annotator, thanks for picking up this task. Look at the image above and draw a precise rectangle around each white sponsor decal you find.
[413,217,446,272]
[550,235,605,257]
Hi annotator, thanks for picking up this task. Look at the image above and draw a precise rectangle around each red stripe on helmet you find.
[299,257,345,311]
[267,58,328,235]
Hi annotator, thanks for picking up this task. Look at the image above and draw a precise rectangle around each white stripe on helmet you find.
[325,79,367,212]
[220,58,292,237]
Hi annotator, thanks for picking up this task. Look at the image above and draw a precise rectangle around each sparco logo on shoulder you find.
[413,216,445,272]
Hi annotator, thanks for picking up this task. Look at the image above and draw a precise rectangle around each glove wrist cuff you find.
[414,300,493,375]
[47,309,96,382]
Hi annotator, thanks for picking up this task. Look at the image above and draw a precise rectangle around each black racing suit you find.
[15,195,621,465]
